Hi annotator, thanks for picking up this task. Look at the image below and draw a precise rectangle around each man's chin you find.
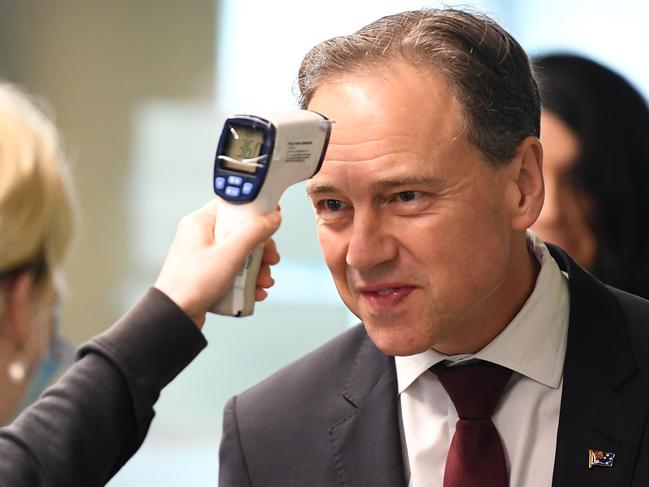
[363,321,431,357]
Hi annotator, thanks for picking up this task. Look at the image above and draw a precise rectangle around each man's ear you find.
[3,272,37,341]
[508,136,544,230]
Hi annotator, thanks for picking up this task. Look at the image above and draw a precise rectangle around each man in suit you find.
[219,8,649,487]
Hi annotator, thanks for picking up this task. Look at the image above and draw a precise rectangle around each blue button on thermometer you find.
[211,111,332,317]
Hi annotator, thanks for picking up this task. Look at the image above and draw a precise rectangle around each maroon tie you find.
[431,361,512,487]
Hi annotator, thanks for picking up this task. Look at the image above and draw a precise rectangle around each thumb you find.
[213,211,281,273]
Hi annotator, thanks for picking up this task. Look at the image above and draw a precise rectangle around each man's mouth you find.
[357,284,416,307]
[375,287,397,296]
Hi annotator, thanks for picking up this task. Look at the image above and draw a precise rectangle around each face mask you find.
[10,312,75,420]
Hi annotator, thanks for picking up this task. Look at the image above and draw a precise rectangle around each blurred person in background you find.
[532,54,649,299]
[0,82,77,424]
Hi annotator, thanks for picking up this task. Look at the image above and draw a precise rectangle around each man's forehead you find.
[308,117,469,179]
[310,63,456,111]
[308,65,466,144]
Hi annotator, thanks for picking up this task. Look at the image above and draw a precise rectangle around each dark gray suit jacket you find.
[219,247,649,486]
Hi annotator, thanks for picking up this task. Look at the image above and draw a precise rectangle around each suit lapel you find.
[550,246,646,487]
[328,332,406,487]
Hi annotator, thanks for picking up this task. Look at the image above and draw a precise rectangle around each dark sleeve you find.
[0,287,207,487]
[219,396,253,487]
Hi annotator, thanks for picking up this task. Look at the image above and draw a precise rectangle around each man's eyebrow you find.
[306,184,338,198]
[306,176,443,198]
[369,176,443,191]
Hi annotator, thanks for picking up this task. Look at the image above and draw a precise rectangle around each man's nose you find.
[345,210,397,270]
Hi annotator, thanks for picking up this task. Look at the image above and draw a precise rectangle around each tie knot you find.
[431,361,512,420]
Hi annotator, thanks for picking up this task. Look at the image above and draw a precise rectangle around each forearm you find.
[0,288,207,486]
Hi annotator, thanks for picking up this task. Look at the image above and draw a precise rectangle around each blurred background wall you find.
[0,0,647,484]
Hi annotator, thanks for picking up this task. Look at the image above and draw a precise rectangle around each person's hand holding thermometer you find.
[210,111,331,317]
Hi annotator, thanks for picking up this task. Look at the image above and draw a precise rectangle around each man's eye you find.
[397,191,420,202]
[322,199,344,211]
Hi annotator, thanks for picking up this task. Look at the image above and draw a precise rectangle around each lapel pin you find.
[588,449,615,468]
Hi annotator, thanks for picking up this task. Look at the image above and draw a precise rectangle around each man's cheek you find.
[318,235,343,268]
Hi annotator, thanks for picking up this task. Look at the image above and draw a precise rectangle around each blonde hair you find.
[0,82,78,291]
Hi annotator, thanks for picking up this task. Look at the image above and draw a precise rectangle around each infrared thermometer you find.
[210,111,331,317]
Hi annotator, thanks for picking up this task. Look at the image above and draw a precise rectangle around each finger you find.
[185,199,219,227]
[214,211,281,276]
[176,199,219,245]
[262,239,281,265]
[256,264,275,289]
[255,286,269,302]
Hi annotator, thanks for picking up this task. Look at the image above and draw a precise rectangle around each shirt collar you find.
[395,231,570,393]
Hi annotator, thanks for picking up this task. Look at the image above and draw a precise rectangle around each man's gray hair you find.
[297,9,540,164]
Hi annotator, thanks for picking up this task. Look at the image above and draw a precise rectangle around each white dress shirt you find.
[396,231,570,487]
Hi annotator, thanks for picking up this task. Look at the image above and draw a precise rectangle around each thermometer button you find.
[225,186,241,198]
[215,177,226,190]
[242,182,254,195]
[227,175,243,186]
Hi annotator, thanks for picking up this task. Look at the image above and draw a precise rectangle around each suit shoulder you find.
[233,324,373,413]
[608,286,649,378]
[608,286,649,334]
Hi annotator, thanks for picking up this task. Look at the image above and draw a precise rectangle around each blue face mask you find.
[11,318,75,420]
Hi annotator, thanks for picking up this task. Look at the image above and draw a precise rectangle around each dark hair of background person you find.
[297,8,541,165]
[534,54,649,299]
